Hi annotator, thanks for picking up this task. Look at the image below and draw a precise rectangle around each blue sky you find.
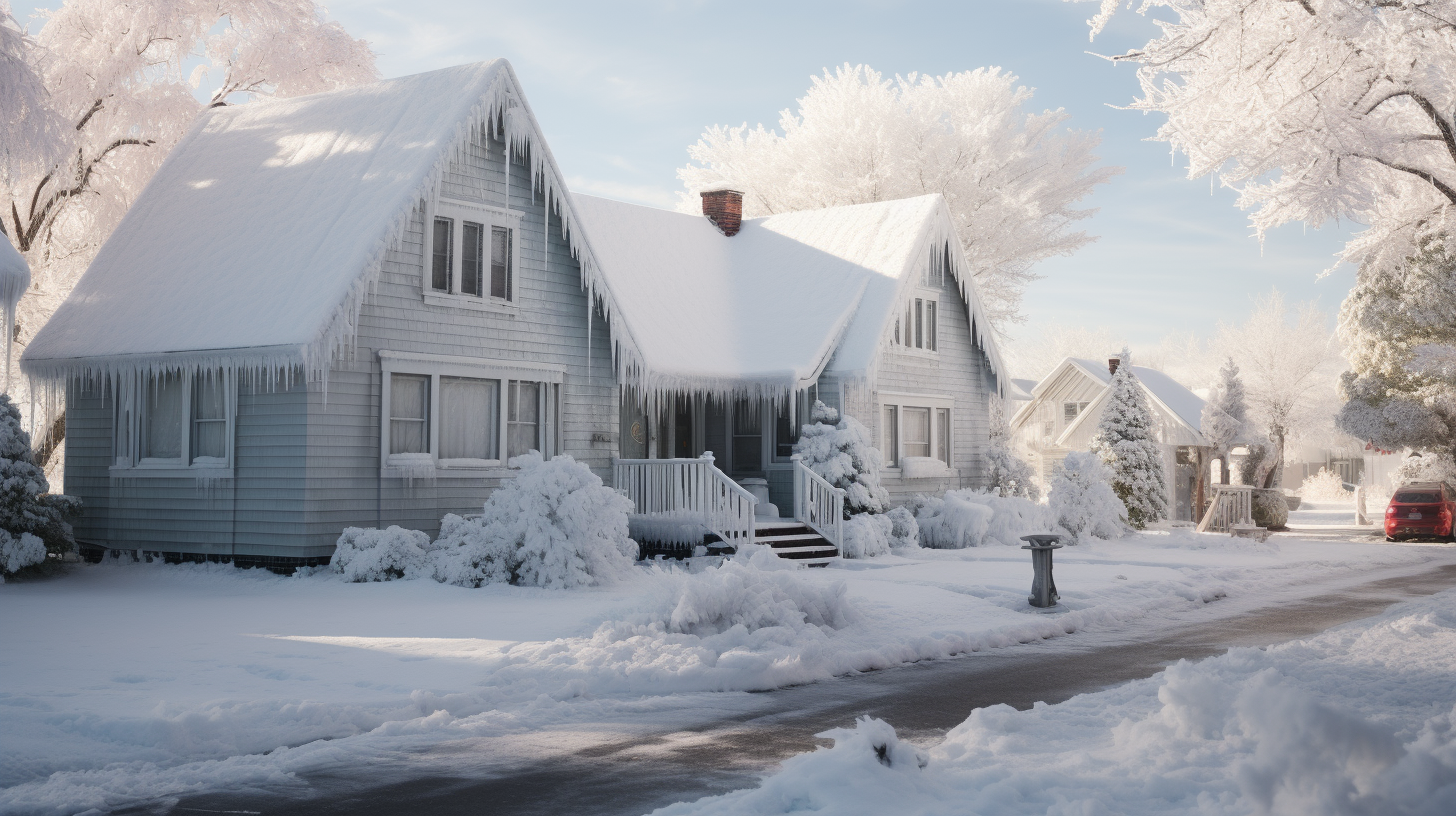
[17,0,1358,350]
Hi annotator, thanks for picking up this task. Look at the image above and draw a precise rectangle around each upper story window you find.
[880,392,953,471]
[892,293,937,352]
[380,351,562,477]
[425,198,521,310]
[1063,401,1089,424]
[113,369,235,475]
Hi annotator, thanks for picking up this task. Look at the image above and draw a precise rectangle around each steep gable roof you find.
[21,61,642,393]
[1012,357,1207,447]
[572,193,1006,402]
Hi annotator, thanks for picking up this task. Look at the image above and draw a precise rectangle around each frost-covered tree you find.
[794,401,890,517]
[2,0,375,457]
[1,2,63,180]
[0,393,77,576]
[1201,357,1253,486]
[986,396,1040,501]
[1215,290,1340,488]
[1337,244,1456,464]
[1079,0,1456,281]
[1048,451,1127,542]
[1090,351,1168,528]
[677,64,1119,327]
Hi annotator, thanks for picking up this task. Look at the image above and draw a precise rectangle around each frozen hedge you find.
[1049,451,1128,542]
[334,453,638,589]
[645,558,857,636]
[841,507,918,559]
[912,490,1055,548]
[331,526,435,582]
[1298,467,1352,503]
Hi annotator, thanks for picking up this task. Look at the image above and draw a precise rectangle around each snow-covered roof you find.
[1064,358,1205,434]
[572,193,1005,400]
[1009,378,1038,402]
[21,61,641,392]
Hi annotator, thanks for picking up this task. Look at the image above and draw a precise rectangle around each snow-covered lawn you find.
[1,514,1452,814]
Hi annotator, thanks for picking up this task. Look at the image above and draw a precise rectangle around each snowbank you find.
[912,490,1057,548]
[654,588,1456,816]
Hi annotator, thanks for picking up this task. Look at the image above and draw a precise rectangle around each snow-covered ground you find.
[1,502,1452,815]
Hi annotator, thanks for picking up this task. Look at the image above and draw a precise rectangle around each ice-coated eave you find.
[822,199,1007,398]
[19,60,649,407]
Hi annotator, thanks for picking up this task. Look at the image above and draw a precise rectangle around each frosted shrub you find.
[650,559,856,636]
[429,513,515,588]
[986,396,1040,500]
[794,401,890,516]
[0,394,78,574]
[0,530,46,578]
[473,452,636,589]
[331,526,436,582]
[1049,452,1128,542]
[1392,452,1456,489]
[911,491,1050,548]
[886,506,918,548]
[1299,467,1352,503]
[840,506,918,559]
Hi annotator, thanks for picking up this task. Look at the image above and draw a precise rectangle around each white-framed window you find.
[423,197,522,311]
[879,392,954,471]
[892,291,938,352]
[1063,401,1089,424]
[380,350,562,476]
[111,369,236,476]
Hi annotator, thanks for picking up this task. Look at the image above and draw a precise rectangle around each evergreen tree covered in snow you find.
[0,393,77,576]
[1090,352,1168,528]
[793,401,890,517]
[985,396,1040,501]
[1201,357,1252,484]
[1337,244,1456,465]
[677,64,1118,327]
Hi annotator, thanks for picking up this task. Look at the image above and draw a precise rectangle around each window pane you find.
[191,373,227,462]
[904,407,931,459]
[461,222,483,297]
[882,406,898,467]
[775,402,797,458]
[143,373,184,459]
[440,376,499,460]
[731,399,761,473]
[507,380,540,458]
[432,218,452,292]
[905,302,913,348]
[914,299,923,349]
[491,226,510,299]
[1064,402,1079,423]
[926,301,937,351]
[390,374,429,455]
[936,408,951,465]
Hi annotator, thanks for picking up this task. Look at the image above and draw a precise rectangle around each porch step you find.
[755,521,837,566]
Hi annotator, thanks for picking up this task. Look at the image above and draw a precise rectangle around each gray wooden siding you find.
[63,383,112,544]
[838,273,995,504]
[296,134,618,548]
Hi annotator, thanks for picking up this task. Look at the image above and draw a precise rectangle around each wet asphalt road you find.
[150,561,1456,816]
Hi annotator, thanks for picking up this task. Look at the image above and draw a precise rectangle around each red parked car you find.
[1385,481,1456,542]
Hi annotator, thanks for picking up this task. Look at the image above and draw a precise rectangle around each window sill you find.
[381,465,517,480]
[423,291,519,315]
[890,346,939,359]
[110,464,234,480]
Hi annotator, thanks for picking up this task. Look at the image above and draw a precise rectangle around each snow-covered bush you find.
[0,393,78,573]
[1251,488,1289,529]
[1090,351,1168,528]
[840,506,919,559]
[646,559,857,636]
[1392,451,1456,489]
[1298,467,1352,503]
[0,530,46,577]
[912,490,1054,548]
[331,525,435,583]
[429,513,515,588]
[473,452,637,589]
[1048,451,1127,542]
[986,396,1040,500]
[794,401,890,516]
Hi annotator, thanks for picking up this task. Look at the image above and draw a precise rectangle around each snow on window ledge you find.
[423,291,519,314]
[901,456,954,479]
[109,464,233,480]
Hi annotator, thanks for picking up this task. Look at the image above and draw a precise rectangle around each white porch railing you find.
[791,454,844,549]
[614,453,756,548]
[1196,484,1255,533]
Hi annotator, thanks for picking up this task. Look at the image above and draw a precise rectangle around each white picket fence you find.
[613,453,756,547]
[1196,484,1255,533]
[791,454,844,549]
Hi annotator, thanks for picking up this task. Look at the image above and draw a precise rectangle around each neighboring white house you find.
[1010,357,1209,521]
[20,60,1007,566]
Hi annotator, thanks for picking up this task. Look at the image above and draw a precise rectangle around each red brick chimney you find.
[700,188,743,236]
[1108,357,1121,376]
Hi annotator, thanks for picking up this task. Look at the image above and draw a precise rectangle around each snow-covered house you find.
[21,60,1006,566]
[1010,357,1208,521]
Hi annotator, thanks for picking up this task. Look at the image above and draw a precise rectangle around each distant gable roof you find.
[1064,358,1205,434]
[1012,356,1207,447]
[22,61,641,391]
[572,193,1005,400]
